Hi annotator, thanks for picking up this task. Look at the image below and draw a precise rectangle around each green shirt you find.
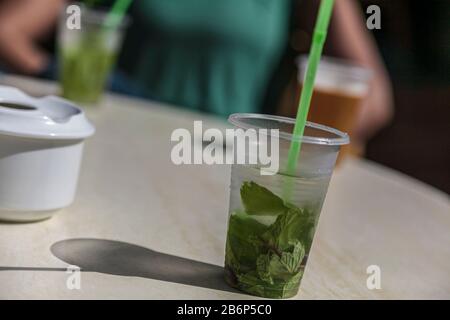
[119,0,290,116]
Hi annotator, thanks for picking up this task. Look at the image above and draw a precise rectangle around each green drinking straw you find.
[283,0,335,200]
[103,0,133,30]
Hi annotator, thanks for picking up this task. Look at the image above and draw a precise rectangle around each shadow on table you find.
[0,266,67,271]
[50,238,240,294]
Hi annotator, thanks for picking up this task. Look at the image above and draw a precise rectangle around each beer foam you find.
[312,71,369,96]
[296,55,372,97]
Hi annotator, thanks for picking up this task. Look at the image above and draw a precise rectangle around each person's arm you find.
[298,0,394,142]
[0,0,64,74]
[327,0,394,141]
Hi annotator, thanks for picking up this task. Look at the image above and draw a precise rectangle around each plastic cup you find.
[224,113,349,298]
[296,55,371,160]
[57,3,128,104]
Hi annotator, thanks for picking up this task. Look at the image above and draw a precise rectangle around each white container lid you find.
[0,86,95,140]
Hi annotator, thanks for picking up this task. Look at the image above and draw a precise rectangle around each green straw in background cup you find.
[103,0,133,30]
[283,0,335,201]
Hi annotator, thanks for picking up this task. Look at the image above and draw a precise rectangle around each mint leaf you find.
[240,181,287,216]
[225,181,318,298]
[225,211,268,273]
[255,241,304,282]
[256,254,273,284]
[225,237,240,273]
[278,271,303,298]
[232,248,305,298]
[280,241,305,274]
[236,271,267,297]
[262,207,316,251]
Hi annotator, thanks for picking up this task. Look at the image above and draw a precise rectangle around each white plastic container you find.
[0,86,95,222]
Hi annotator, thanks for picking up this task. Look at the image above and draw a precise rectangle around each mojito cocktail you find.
[224,114,349,298]
[58,4,127,104]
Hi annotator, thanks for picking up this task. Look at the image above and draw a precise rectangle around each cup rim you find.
[228,113,350,146]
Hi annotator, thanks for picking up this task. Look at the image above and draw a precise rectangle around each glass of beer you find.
[296,55,372,161]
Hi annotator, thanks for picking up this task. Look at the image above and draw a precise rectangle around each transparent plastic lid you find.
[228,113,349,146]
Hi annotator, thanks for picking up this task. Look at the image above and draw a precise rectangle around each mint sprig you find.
[225,181,317,299]
[240,181,287,216]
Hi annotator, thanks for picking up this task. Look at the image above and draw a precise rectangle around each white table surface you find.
[0,76,449,299]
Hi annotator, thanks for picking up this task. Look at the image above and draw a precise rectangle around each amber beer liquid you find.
[297,56,371,161]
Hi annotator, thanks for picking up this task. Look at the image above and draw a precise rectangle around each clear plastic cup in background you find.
[224,113,349,298]
[57,3,129,104]
[297,55,371,160]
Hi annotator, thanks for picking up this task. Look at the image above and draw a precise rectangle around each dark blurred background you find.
[362,0,449,194]
[267,0,449,193]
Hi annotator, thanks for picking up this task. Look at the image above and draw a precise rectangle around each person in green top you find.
[118,0,291,117]
[0,0,393,142]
